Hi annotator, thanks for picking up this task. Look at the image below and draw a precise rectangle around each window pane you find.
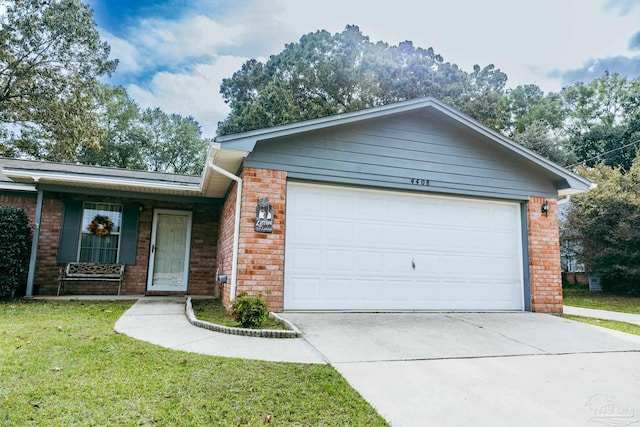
[79,203,122,263]
[79,234,118,263]
[81,204,122,234]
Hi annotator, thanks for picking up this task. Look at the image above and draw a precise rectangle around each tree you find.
[508,84,564,136]
[78,85,147,169]
[218,26,508,135]
[140,108,208,175]
[0,0,117,161]
[561,158,640,294]
[514,121,576,166]
[562,73,640,170]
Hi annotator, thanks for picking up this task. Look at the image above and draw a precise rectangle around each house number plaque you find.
[410,178,430,186]
[254,197,274,233]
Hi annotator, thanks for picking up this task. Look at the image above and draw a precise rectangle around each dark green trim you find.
[119,204,140,265]
[57,200,82,263]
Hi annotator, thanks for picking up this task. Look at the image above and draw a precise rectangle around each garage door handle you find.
[412,259,416,270]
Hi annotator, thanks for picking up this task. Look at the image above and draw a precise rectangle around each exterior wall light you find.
[541,200,550,217]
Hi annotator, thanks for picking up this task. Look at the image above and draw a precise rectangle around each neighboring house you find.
[0,98,593,313]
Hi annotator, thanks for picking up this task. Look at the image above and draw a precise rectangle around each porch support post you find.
[25,189,43,297]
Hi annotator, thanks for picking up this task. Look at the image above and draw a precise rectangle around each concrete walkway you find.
[564,305,640,326]
[114,297,325,364]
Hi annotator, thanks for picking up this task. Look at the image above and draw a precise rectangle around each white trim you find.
[147,209,193,292]
[0,181,37,192]
[3,168,202,192]
[208,160,242,303]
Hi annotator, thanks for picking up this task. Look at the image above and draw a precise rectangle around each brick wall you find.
[1,191,218,296]
[223,167,287,312]
[216,182,238,306]
[0,192,37,222]
[34,198,64,293]
[527,197,562,313]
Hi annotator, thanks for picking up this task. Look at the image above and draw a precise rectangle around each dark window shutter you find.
[57,200,83,263]
[119,203,139,265]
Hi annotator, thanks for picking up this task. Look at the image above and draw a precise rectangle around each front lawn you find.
[563,288,640,314]
[0,300,387,426]
[564,314,640,336]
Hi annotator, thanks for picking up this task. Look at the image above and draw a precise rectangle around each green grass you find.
[0,300,387,426]
[563,288,640,314]
[564,314,640,336]
[190,298,286,330]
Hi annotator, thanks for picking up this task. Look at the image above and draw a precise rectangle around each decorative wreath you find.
[88,214,114,237]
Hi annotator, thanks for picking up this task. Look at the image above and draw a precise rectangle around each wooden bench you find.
[57,263,125,296]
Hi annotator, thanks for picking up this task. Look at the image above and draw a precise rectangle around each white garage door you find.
[284,183,524,311]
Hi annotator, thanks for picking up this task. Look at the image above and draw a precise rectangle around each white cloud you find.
[134,15,244,63]
[105,0,640,135]
[127,55,248,137]
[103,31,142,74]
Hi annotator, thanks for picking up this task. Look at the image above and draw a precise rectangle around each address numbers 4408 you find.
[410,178,430,186]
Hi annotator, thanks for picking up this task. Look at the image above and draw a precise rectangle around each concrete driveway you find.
[282,312,640,426]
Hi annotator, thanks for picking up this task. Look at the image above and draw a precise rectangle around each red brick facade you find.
[216,182,237,306]
[3,178,566,313]
[0,191,218,296]
[217,167,287,312]
[527,197,562,313]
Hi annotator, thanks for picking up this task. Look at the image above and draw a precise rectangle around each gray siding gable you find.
[244,110,561,200]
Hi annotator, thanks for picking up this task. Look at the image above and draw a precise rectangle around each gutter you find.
[208,160,242,304]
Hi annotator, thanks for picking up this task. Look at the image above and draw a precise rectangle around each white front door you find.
[147,209,192,292]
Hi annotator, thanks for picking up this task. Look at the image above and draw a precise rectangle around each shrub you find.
[231,292,268,328]
[0,206,32,298]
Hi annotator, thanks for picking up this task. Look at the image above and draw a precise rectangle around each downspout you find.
[25,186,44,297]
[208,161,242,303]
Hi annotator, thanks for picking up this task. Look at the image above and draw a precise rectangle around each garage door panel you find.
[355,251,384,273]
[440,255,467,275]
[385,280,413,300]
[440,228,466,250]
[383,225,412,247]
[290,219,323,241]
[322,279,350,301]
[291,277,321,300]
[412,280,440,301]
[354,280,383,300]
[413,201,440,223]
[325,249,353,273]
[284,183,524,311]
[355,223,383,245]
[440,202,466,224]
[411,227,440,249]
[327,197,354,220]
[354,196,383,220]
[325,220,353,243]
[289,247,322,272]
[385,252,416,275]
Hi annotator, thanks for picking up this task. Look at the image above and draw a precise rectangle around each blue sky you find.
[86,0,640,137]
